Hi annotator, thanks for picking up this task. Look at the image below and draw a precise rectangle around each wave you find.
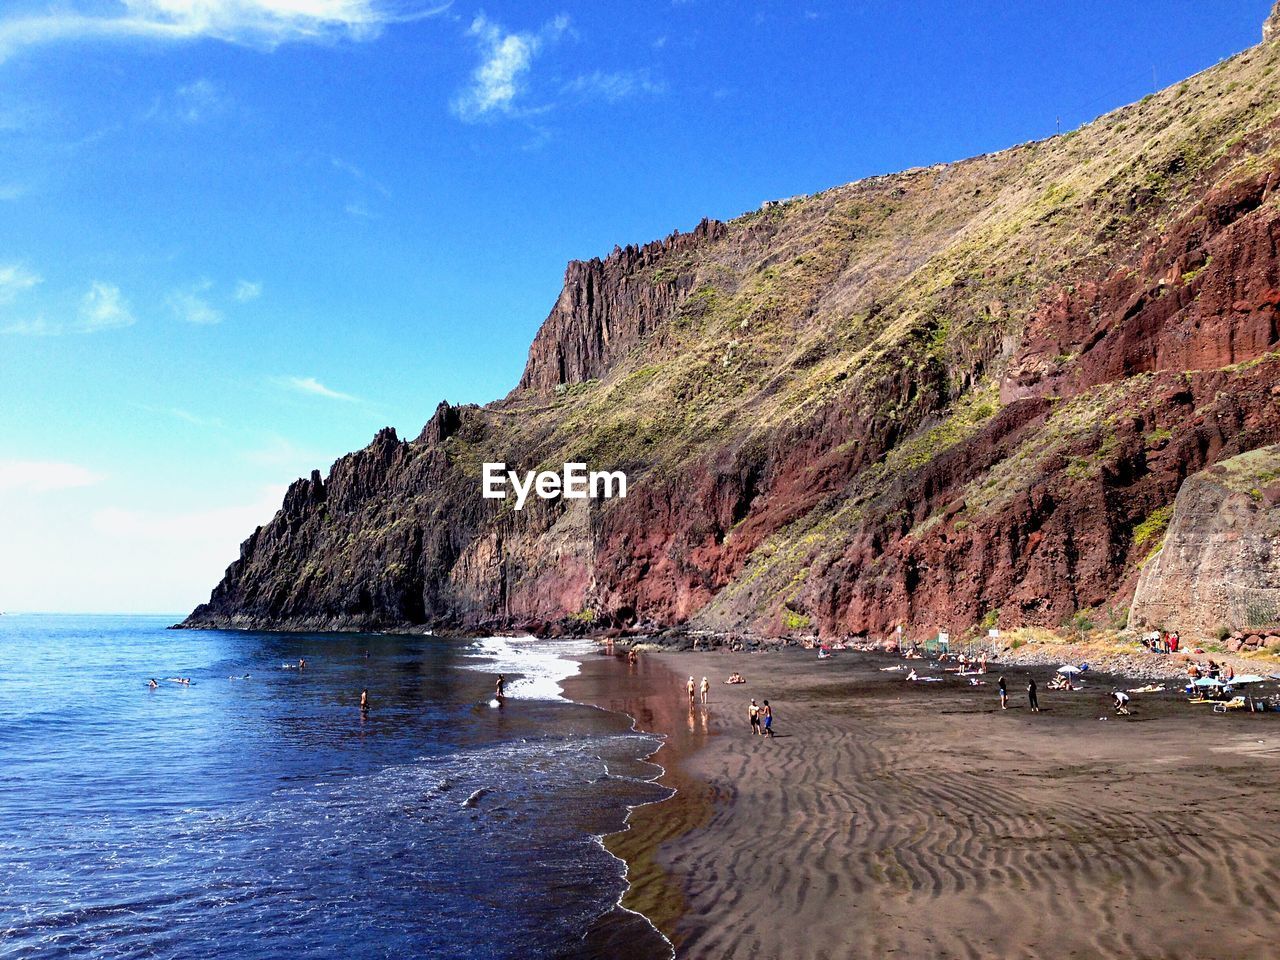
[459,636,595,701]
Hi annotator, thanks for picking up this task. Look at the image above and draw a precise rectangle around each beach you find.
[568,647,1280,959]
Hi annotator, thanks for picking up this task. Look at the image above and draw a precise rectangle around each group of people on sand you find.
[683,674,776,737]
[748,698,774,736]
[996,675,1039,712]
[687,676,711,705]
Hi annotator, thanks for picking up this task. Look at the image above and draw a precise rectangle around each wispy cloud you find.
[0,262,40,302]
[330,155,390,196]
[280,375,359,402]
[563,69,666,104]
[168,280,221,325]
[233,279,262,302]
[243,434,323,468]
[0,459,102,493]
[1,316,58,336]
[78,281,135,332]
[0,182,25,201]
[149,77,229,123]
[134,402,227,429]
[452,13,570,122]
[0,1,450,62]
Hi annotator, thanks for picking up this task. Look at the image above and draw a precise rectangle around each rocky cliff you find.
[183,14,1280,640]
[1130,445,1280,635]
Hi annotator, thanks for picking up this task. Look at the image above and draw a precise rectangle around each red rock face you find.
[1004,173,1280,403]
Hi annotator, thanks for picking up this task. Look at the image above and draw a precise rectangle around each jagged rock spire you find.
[1266,1,1280,42]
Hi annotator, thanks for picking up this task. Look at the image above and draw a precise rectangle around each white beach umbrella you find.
[1227,675,1266,685]
[1191,676,1223,687]
[1057,665,1083,675]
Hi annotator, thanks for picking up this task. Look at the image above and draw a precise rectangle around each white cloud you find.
[0,315,58,336]
[78,281,136,332]
[281,375,358,401]
[564,70,666,103]
[152,77,228,123]
[0,182,25,201]
[0,459,102,493]
[168,281,221,324]
[0,1,450,62]
[0,262,40,302]
[452,13,569,121]
[344,200,377,218]
[233,279,261,302]
[243,434,322,467]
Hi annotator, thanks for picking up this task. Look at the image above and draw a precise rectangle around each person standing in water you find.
[749,699,761,735]
[1027,677,1040,713]
[495,674,506,699]
[687,676,696,706]
[699,676,710,705]
[762,700,774,737]
[359,689,369,713]
[998,676,1008,710]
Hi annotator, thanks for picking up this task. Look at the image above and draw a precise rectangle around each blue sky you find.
[0,0,1268,613]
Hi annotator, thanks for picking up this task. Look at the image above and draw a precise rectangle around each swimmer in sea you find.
[147,678,158,690]
[360,689,369,712]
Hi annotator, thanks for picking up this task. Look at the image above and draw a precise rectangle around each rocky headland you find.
[183,13,1280,644]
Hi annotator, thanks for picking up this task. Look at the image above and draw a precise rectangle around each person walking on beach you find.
[495,674,506,699]
[687,676,696,706]
[762,700,774,737]
[1027,677,1040,713]
[749,698,761,735]
[998,675,1008,710]
[699,676,710,705]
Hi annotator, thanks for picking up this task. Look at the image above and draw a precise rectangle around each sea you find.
[0,615,672,960]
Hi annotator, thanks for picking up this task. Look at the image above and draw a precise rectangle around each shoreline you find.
[567,643,1280,958]
[562,652,719,956]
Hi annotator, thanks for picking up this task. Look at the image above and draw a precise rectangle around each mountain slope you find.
[184,18,1280,639]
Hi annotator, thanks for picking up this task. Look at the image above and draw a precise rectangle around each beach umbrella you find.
[1057,665,1083,675]
[1191,677,1223,687]
[1228,674,1266,685]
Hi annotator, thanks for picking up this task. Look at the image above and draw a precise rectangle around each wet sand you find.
[569,647,1280,959]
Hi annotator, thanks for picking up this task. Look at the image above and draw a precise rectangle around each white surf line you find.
[571,673,679,960]
[462,636,678,956]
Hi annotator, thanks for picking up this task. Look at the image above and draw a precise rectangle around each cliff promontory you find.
[184,17,1280,640]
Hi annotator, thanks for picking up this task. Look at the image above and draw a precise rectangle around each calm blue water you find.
[0,615,670,960]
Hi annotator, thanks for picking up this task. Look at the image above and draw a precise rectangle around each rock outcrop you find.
[1130,446,1280,636]
[184,19,1280,640]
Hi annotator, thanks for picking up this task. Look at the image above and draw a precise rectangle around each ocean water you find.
[0,615,671,960]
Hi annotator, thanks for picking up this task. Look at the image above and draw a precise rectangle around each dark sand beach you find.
[567,648,1280,959]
